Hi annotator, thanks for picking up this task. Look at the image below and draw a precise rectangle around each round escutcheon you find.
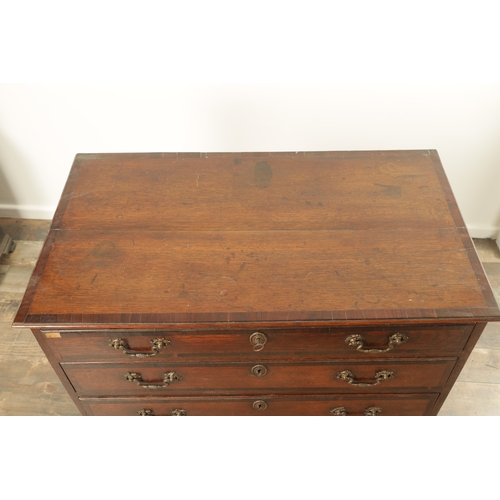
[253,400,268,411]
[249,332,267,351]
[251,364,268,377]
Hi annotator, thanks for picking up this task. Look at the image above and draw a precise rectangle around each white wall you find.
[1,83,500,237]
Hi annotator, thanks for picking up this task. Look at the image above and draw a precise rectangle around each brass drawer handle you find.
[251,364,268,377]
[136,408,187,416]
[172,409,187,416]
[364,406,382,416]
[330,406,382,416]
[125,371,182,388]
[249,332,267,351]
[345,332,409,353]
[110,337,171,357]
[336,369,394,387]
[253,400,268,411]
[137,409,155,416]
[330,406,347,416]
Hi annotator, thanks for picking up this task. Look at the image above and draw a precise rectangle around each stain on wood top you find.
[13,150,500,328]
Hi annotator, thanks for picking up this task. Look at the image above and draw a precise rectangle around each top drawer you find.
[42,324,474,362]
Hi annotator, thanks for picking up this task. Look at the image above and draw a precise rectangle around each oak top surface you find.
[55,151,454,231]
[14,151,500,328]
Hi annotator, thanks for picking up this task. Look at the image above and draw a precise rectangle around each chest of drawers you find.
[13,150,500,415]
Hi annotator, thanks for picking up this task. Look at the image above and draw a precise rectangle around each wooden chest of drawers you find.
[13,150,500,415]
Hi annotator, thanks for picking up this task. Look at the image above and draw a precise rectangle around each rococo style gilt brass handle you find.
[137,409,155,416]
[336,369,394,387]
[171,409,187,416]
[249,332,267,351]
[136,408,187,416]
[110,337,171,357]
[330,406,348,416]
[345,332,409,353]
[125,371,182,388]
[364,406,382,416]
[330,406,382,416]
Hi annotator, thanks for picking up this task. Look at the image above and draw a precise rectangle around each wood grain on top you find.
[13,150,500,328]
[53,151,455,231]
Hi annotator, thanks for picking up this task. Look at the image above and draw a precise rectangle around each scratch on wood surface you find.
[90,273,98,285]
[196,170,203,187]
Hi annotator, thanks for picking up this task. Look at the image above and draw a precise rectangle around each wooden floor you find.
[1,217,499,416]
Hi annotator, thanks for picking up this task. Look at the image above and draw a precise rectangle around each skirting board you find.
[468,227,500,239]
[0,204,55,220]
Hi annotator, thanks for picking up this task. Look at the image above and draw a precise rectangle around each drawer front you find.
[46,324,473,362]
[62,359,456,396]
[81,394,439,416]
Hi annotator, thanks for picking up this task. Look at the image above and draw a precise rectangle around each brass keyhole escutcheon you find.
[251,364,268,377]
[249,332,267,351]
[253,400,268,411]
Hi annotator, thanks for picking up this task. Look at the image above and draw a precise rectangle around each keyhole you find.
[251,364,268,377]
[253,400,268,411]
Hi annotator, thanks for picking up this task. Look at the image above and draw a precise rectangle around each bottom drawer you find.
[81,393,439,416]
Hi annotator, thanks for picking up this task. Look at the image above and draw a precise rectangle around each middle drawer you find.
[62,359,456,396]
